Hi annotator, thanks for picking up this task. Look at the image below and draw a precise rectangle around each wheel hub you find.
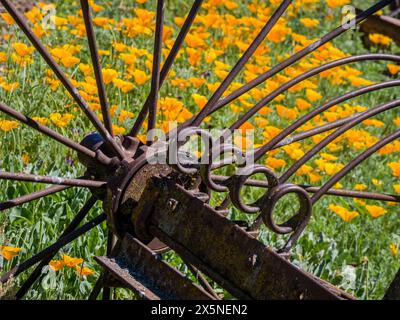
[78,132,187,251]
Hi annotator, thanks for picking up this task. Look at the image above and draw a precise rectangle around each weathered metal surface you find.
[95,234,215,300]
[102,273,128,289]
[132,176,353,300]
[103,150,174,248]
[384,269,400,300]
[96,256,161,299]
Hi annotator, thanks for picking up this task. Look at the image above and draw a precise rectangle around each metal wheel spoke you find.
[15,196,98,299]
[80,0,113,136]
[0,171,106,188]
[0,212,106,284]
[261,113,364,150]
[228,54,400,132]
[311,129,400,203]
[0,185,70,211]
[0,0,125,160]
[128,0,204,137]
[88,273,105,300]
[280,99,400,183]
[253,79,400,160]
[0,102,111,166]
[158,0,204,90]
[147,0,165,138]
[182,258,220,299]
[206,79,400,163]
[102,230,116,300]
[211,175,400,203]
[183,0,392,128]
[274,129,400,252]
[190,0,293,128]
[306,185,400,203]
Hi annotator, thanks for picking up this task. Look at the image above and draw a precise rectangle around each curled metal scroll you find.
[170,133,312,252]
[228,164,279,214]
[200,144,245,192]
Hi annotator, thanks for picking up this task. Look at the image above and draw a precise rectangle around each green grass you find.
[0,0,399,300]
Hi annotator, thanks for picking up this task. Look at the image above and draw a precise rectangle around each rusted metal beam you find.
[95,256,160,300]
[135,176,353,300]
[95,234,215,300]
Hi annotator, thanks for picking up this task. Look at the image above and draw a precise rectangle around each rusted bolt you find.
[167,198,178,211]
[251,254,258,267]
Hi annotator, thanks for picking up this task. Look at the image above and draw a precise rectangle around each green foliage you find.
[0,0,399,300]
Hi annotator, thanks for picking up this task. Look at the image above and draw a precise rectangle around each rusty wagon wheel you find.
[0,0,399,300]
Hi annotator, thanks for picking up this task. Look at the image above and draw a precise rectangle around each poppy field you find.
[0,0,399,300]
